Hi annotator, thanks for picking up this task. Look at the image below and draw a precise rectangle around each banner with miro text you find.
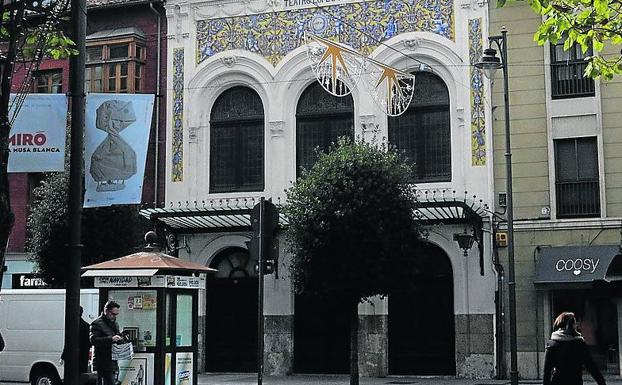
[8,94,68,173]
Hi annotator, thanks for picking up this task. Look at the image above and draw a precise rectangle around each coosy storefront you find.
[535,245,622,375]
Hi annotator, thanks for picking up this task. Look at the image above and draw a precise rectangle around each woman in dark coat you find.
[543,312,606,385]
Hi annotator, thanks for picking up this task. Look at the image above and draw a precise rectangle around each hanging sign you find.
[8,94,68,173]
[95,275,205,289]
[83,93,154,208]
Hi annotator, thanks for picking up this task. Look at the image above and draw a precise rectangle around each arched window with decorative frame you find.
[388,71,451,183]
[210,86,265,193]
[296,82,354,176]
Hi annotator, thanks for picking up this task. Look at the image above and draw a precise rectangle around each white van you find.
[0,289,99,385]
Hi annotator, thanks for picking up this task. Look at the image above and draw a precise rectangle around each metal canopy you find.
[140,198,288,233]
[140,194,488,273]
[414,196,488,275]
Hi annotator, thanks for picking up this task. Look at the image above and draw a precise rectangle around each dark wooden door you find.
[388,243,455,375]
[205,278,258,372]
[294,292,350,374]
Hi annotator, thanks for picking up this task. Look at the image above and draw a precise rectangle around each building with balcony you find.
[489,0,622,380]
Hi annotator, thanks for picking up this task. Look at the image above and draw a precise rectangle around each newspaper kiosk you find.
[82,251,215,385]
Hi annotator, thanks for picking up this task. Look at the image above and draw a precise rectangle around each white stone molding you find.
[403,38,420,51]
[220,56,239,67]
[269,120,285,138]
[456,107,465,128]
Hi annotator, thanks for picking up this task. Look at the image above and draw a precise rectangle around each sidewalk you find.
[198,373,622,385]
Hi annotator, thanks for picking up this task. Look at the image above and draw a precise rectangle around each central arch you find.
[388,242,455,375]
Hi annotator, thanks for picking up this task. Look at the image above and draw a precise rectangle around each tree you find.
[500,0,622,79]
[0,0,77,292]
[26,169,150,287]
[284,138,423,385]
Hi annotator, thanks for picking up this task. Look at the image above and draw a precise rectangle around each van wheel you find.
[31,369,60,385]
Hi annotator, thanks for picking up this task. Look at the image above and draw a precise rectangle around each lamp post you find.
[475,26,518,385]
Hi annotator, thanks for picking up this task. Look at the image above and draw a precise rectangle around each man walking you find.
[90,301,124,385]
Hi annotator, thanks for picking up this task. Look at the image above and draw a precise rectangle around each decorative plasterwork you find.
[169,4,190,42]
[468,18,486,166]
[220,56,239,67]
[269,120,285,137]
[360,114,378,133]
[402,38,420,51]
[196,0,454,66]
[172,48,184,182]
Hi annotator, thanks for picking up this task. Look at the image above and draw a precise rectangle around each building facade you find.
[4,0,167,288]
[489,1,622,380]
[151,0,501,378]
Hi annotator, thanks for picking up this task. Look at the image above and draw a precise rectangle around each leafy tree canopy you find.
[500,0,622,79]
[285,138,423,301]
[26,169,150,288]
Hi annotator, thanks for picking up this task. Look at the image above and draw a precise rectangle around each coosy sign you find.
[534,245,621,285]
[555,258,600,275]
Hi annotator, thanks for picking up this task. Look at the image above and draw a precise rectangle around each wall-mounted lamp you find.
[454,229,476,256]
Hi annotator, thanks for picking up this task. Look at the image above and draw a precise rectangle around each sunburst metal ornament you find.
[363,59,416,117]
[305,33,363,97]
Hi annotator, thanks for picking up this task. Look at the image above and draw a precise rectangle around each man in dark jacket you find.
[90,301,124,385]
[543,312,606,385]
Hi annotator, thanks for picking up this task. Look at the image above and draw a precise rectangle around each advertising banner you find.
[95,275,205,289]
[175,353,193,385]
[84,93,154,208]
[118,353,154,385]
[8,94,68,173]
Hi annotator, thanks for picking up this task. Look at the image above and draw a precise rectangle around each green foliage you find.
[506,0,622,79]
[26,170,150,288]
[285,138,422,301]
[1,10,77,60]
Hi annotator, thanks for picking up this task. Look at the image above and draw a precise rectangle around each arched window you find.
[210,86,264,192]
[296,82,354,176]
[388,72,451,182]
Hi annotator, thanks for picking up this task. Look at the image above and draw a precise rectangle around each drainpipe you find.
[150,1,162,207]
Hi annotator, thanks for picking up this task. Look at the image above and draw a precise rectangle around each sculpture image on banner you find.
[7,94,68,173]
[84,94,154,208]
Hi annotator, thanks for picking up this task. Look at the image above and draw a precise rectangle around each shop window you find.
[107,290,158,351]
[551,41,595,99]
[554,136,600,218]
[295,82,354,176]
[85,36,146,94]
[209,86,264,193]
[33,70,63,94]
[388,71,451,183]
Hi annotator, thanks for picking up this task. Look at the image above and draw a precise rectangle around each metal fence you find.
[556,180,600,218]
[551,61,595,99]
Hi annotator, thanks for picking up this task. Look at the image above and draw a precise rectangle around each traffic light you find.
[248,199,279,276]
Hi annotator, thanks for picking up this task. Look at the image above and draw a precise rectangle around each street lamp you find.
[475,26,519,385]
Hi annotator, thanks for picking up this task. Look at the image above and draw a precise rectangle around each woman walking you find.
[543,312,606,385]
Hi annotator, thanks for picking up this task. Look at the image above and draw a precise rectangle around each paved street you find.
[195,373,622,385]
[3,373,622,385]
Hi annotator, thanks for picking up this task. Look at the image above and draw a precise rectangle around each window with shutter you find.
[554,137,600,218]
[295,82,354,177]
[388,71,451,183]
[209,87,265,193]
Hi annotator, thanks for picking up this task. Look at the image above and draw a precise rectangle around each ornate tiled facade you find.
[172,48,184,182]
[469,18,486,166]
[196,0,454,66]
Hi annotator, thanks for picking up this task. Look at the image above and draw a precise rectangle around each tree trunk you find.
[0,4,24,293]
[0,130,15,291]
[350,298,359,385]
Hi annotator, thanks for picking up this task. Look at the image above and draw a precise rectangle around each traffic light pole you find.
[257,197,265,385]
